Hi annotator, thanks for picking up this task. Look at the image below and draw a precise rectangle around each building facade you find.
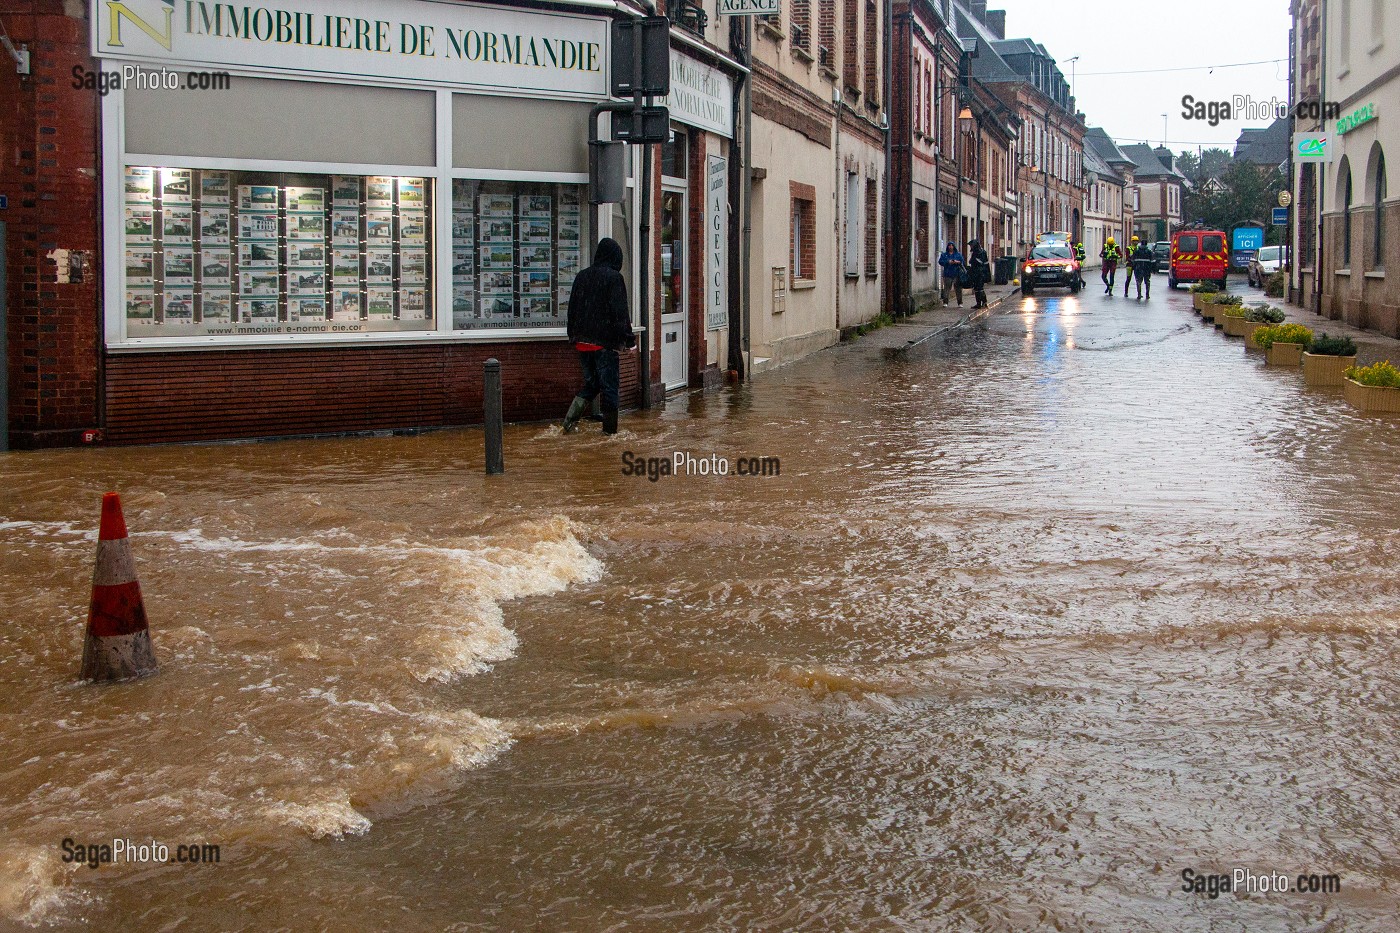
[1121,145,1185,243]
[1302,0,1397,335]
[1082,127,1137,261]
[0,0,746,447]
[743,0,888,373]
[950,6,1085,253]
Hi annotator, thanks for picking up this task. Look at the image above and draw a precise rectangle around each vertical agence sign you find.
[707,154,728,331]
[93,0,609,96]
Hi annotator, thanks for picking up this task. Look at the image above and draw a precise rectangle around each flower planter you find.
[1265,342,1305,366]
[1302,352,1357,386]
[1200,302,1220,321]
[1192,293,1216,311]
[1221,315,1255,337]
[1343,378,1400,413]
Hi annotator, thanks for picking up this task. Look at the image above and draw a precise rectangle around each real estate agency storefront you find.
[19,0,654,446]
[657,40,737,395]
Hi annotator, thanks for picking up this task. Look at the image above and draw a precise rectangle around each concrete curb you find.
[887,287,1020,358]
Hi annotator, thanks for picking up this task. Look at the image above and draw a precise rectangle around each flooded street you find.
[4,284,1400,930]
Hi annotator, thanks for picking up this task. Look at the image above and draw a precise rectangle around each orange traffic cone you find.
[79,493,158,682]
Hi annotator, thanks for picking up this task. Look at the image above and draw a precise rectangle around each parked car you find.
[1248,245,1289,287]
[1152,241,1171,272]
[1167,228,1229,290]
[1020,242,1081,295]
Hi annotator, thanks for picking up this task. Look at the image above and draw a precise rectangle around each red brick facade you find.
[104,344,640,445]
[1,2,104,448]
[1,2,650,448]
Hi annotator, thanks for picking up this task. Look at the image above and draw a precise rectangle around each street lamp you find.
[959,105,982,243]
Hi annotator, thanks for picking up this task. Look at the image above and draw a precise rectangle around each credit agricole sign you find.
[92,0,609,96]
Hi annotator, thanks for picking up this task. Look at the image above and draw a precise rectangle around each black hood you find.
[594,238,624,271]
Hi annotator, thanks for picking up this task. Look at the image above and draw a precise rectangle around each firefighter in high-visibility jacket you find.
[1100,237,1122,293]
[1074,241,1087,287]
[1123,236,1142,296]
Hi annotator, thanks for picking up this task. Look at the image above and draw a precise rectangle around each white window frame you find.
[845,170,861,277]
[102,61,617,352]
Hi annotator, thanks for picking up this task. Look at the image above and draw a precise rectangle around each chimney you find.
[985,10,1006,38]
[970,1,988,24]
[1154,145,1174,172]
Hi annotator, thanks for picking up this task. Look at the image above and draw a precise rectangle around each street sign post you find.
[611,17,670,98]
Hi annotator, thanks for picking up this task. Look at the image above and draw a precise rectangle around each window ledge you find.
[1364,269,1386,279]
[792,278,818,290]
[1335,268,1352,276]
[820,66,840,83]
[792,46,814,65]
[757,21,784,43]
[915,262,931,269]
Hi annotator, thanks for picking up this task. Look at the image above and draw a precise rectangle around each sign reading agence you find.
[93,0,609,97]
[718,0,781,14]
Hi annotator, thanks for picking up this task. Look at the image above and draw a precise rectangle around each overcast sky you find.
[986,0,1292,156]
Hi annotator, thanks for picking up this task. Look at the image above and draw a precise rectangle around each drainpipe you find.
[742,16,753,365]
[883,0,893,314]
[834,87,842,331]
[728,12,749,379]
[1314,0,1327,316]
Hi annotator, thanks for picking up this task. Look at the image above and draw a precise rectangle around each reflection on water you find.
[2,286,1399,929]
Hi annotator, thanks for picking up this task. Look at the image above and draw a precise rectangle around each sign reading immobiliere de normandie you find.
[93,0,609,97]
[718,0,781,14]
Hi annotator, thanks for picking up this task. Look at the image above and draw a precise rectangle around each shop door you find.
[660,189,688,391]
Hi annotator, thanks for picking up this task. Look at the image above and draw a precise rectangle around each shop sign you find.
[92,0,608,97]
[667,51,734,138]
[706,154,728,331]
[1336,102,1377,135]
[1292,133,1334,162]
[718,0,780,13]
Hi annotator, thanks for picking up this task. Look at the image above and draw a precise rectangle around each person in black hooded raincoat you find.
[562,237,636,435]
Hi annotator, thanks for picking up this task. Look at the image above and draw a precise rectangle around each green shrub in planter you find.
[1251,323,1314,350]
[1208,293,1243,307]
[1246,304,1287,324]
[1189,281,1220,294]
[1216,304,1251,318]
[1265,271,1286,297]
[1344,360,1400,387]
[1310,333,1358,356]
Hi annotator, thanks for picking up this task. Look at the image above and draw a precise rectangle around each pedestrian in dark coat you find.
[967,239,991,308]
[563,238,635,434]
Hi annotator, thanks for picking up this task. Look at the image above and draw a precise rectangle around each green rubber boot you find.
[562,396,589,433]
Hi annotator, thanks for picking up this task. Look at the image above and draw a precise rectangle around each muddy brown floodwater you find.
[3,286,1399,931]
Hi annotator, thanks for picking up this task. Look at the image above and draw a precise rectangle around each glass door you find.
[660,188,687,391]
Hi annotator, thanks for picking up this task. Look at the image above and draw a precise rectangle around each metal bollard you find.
[483,359,504,475]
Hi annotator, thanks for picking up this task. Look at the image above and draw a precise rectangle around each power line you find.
[1076,58,1285,77]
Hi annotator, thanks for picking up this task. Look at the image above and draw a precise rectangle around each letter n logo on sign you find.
[106,0,174,51]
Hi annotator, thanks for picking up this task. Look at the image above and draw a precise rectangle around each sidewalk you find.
[1241,281,1400,368]
[852,282,1022,357]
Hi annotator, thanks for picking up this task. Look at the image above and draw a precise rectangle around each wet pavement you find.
[2,276,1399,930]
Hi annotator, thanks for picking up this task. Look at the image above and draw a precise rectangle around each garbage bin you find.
[994,255,1018,285]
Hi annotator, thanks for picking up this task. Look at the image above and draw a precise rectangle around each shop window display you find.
[122,166,433,337]
[451,179,587,330]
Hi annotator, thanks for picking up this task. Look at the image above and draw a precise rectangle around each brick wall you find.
[104,343,641,445]
[1,2,103,448]
[790,181,817,282]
